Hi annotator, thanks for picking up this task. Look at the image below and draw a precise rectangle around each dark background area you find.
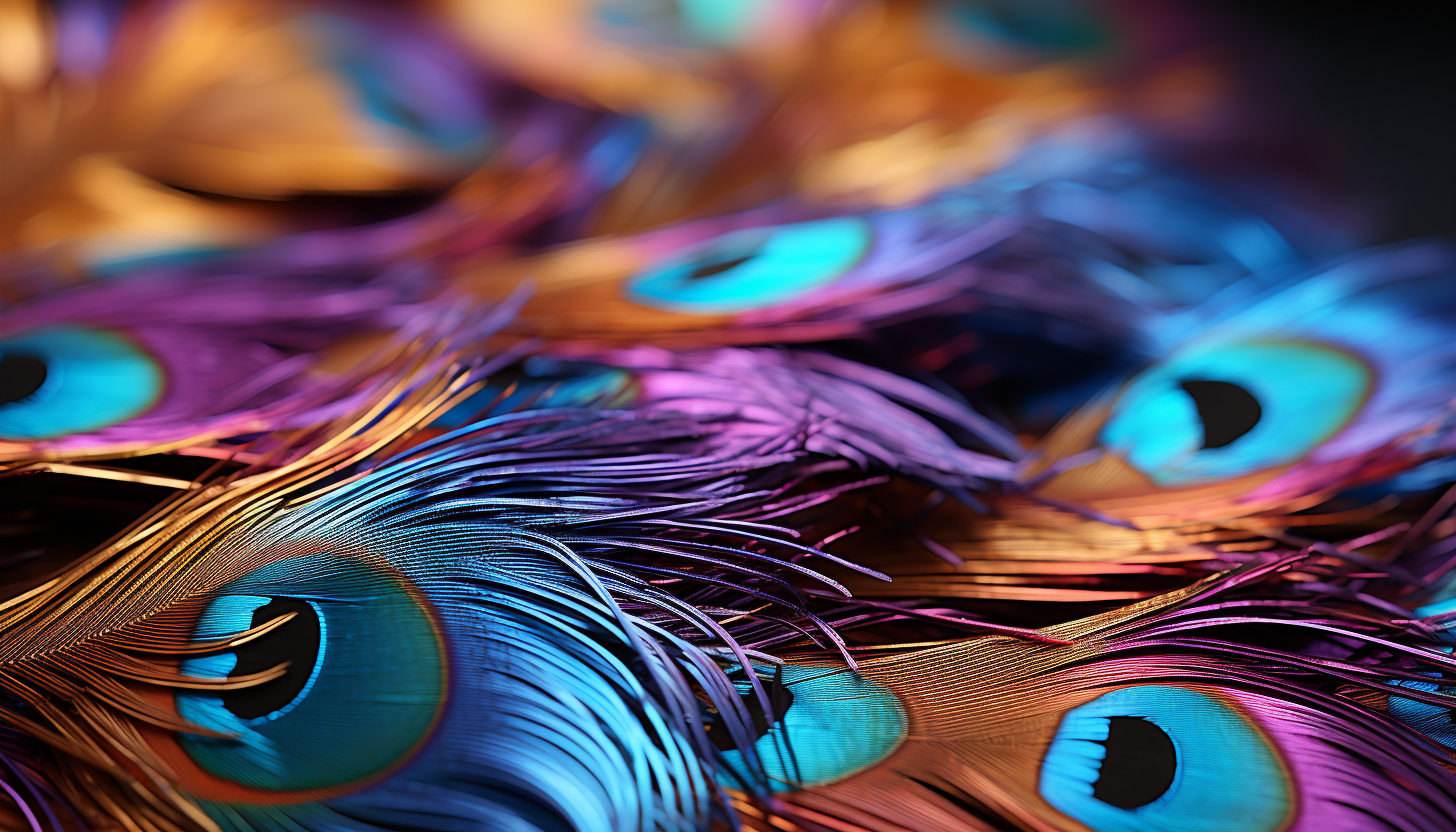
[1218,0,1456,243]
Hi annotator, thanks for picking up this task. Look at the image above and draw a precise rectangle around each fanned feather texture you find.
[4,3,1456,832]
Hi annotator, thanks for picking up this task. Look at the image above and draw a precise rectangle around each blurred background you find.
[3,0,1452,284]
[1216,0,1455,243]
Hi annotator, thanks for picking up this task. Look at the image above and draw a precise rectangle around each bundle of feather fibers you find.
[3,2,1456,832]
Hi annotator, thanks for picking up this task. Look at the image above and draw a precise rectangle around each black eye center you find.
[0,352,48,406]
[1092,716,1177,810]
[222,597,322,720]
[1179,379,1263,449]
[683,247,760,281]
[707,666,795,751]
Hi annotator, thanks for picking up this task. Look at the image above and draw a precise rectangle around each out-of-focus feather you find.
[1029,244,1456,526]
[0,266,521,467]
[0,0,628,285]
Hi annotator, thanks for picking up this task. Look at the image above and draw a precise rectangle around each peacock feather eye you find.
[594,0,775,48]
[0,328,165,441]
[715,663,907,793]
[1039,686,1291,832]
[925,0,1112,69]
[1099,340,1372,485]
[301,13,494,156]
[174,554,445,793]
[626,218,873,314]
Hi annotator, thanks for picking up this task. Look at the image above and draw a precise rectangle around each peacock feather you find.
[4,1,1456,831]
